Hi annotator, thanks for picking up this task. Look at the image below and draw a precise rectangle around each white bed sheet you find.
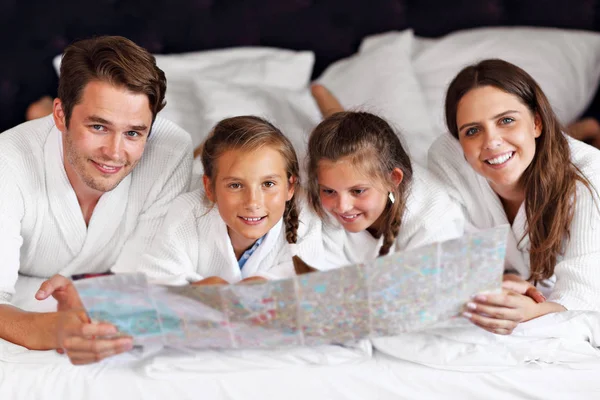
[2,279,599,400]
[2,344,600,400]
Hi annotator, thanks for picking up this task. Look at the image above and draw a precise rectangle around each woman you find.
[428,59,600,335]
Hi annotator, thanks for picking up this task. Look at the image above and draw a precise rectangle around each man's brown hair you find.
[58,35,166,127]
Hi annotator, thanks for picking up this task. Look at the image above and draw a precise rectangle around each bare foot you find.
[25,96,53,120]
[310,84,344,118]
[567,117,600,149]
[193,143,203,159]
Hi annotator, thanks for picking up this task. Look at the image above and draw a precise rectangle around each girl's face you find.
[317,157,397,234]
[204,147,295,252]
[456,85,542,196]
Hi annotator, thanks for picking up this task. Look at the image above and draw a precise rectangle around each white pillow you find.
[158,79,321,181]
[359,31,436,59]
[316,29,435,167]
[410,27,600,131]
[53,47,315,90]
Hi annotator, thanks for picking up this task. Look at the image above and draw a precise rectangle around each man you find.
[0,36,192,362]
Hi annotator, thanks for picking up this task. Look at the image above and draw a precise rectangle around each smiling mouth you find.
[337,213,361,222]
[239,216,267,225]
[485,151,515,165]
[91,160,124,174]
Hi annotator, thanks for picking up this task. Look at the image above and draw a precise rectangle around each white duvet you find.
[373,311,600,372]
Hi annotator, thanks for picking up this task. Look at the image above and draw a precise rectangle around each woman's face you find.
[455,85,542,196]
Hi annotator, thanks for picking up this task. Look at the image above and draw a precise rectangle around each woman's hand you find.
[463,289,539,335]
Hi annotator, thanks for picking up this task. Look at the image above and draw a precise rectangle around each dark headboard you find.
[2,0,600,132]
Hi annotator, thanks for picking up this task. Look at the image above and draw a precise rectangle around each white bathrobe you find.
[295,165,465,269]
[428,133,600,311]
[0,116,193,304]
[135,189,296,285]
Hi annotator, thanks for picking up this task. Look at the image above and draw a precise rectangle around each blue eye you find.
[126,131,140,138]
[92,124,104,131]
[500,117,514,125]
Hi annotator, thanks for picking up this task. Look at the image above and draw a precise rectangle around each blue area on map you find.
[80,288,184,338]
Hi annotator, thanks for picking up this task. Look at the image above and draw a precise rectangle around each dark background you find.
[2,0,600,132]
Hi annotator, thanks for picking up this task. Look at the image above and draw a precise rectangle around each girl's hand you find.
[192,276,230,286]
[239,276,267,284]
[463,289,538,335]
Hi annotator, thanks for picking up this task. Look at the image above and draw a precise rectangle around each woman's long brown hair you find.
[445,59,594,281]
[306,111,413,256]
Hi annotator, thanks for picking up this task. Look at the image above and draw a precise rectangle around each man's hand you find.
[55,312,133,365]
[36,274,84,311]
[35,275,134,364]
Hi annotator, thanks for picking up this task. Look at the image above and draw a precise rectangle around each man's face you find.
[54,80,153,196]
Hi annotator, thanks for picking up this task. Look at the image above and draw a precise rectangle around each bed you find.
[2,1,600,398]
[2,277,600,400]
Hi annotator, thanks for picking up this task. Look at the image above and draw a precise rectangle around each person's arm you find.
[32,275,133,364]
[0,157,40,347]
[0,274,132,360]
[0,151,135,356]
[0,305,62,350]
[465,177,600,334]
[464,290,565,335]
[546,176,600,311]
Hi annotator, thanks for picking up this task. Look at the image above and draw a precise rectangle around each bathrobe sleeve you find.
[136,193,204,286]
[0,155,25,305]
[548,178,600,311]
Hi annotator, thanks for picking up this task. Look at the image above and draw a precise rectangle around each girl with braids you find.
[429,59,600,335]
[298,110,464,270]
[138,115,299,285]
